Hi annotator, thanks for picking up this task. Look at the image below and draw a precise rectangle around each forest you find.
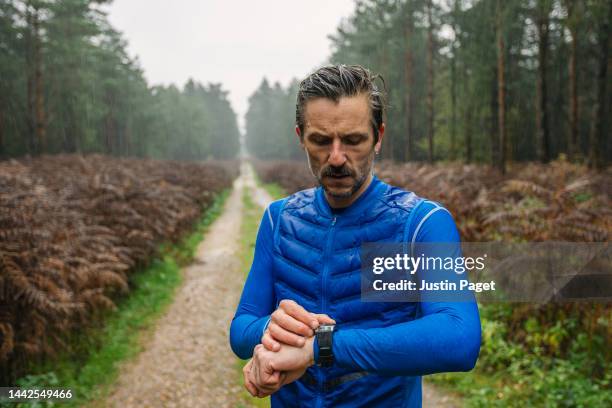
[0,0,610,406]
[245,0,611,171]
[0,0,240,160]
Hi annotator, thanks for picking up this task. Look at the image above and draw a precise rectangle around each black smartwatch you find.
[315,324,335,367]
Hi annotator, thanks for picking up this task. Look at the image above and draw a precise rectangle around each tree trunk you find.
[568,28,578,160]
[566,1,579,160]
[124,118,132,156]
[375,5,393,161]
[426,0,434,163]
[463,67,472,163]
[450,52,457,161]
[589,1,611,169]
[63,105,77,153]
[0,103,4,159]
[464,101,472,163]
[104,114,114,154]
[536,0,551,163]
[33,6,46,154]
[403,3,415,162]
[104,90,115,154]
[489,68,499,165]
[450,0,461,161]
[381,43,393,160]
[496,0,506,174]
[25,5,36,155]
[25,2,46,155]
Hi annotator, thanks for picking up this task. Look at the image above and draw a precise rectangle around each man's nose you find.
[328,139,346,167]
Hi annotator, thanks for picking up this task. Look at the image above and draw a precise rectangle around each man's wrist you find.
[261,316,272,335]
[305,336,315,367]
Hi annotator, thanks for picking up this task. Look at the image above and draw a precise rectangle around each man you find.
[230,65,481,407]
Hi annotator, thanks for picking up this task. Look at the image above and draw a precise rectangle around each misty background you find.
[0,0,609,170]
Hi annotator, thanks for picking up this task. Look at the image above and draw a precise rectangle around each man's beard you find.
[306,152,374,199]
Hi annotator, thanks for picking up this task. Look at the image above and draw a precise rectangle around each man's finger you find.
[269,322,307,347]
[259,356,283,391]
[261,330,281,351]
[243,361,258,397]
[245,377,259,397]
[314,313,336,325]
[251,349,282,394]
[243,359,252,378]
[273,311,314,337]
[247,359,258,388]
[279,299,319,329]
[261,365,281,386]
[250,364,276,395]
[256,387,274,398]
[253,378,280,395]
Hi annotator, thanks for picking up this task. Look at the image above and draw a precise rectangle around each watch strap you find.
[315,325,334,367]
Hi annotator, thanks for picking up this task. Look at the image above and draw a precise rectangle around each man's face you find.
[298,94,384,202]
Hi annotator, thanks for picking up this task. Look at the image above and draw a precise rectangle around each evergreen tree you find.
[0,0,240,161]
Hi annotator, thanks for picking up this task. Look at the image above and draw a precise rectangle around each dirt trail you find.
[98,162,460,407]
[422,381,462,408]
[242,162,273,208]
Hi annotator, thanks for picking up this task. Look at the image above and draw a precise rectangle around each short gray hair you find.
[296,64,387,143]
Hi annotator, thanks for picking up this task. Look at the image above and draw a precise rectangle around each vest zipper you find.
[322,216,337,314]
[318,215,336,405]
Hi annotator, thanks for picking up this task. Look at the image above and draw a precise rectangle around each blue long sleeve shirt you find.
[229,195,481,377]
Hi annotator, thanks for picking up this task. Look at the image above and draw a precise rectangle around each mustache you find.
[321,165,353,177]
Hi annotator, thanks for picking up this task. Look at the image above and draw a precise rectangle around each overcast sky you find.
[105,0,356,131]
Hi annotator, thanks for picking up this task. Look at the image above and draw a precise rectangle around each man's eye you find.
[344,136,363,145]
[312,136,331,145]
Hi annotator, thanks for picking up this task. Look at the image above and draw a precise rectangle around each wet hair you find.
[296,64,387,144]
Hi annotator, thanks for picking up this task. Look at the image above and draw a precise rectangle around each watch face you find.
[316,324,335,333]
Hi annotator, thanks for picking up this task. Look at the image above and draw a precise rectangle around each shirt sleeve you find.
[332,202,482,376]
[229,200,283,359]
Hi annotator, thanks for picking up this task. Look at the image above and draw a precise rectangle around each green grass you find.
[234,187,270,408]
[427,304,612,407]
[7,190,229,408]
[260,182,285,201]
[239,188,261,275]
[252,171,286,201]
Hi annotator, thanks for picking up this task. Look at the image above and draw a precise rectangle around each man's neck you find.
[325,172,374,209]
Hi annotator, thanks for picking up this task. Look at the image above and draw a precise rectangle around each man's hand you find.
[246,299,331,397]
[242,359,260,397]
[262,299,335,351]
[243,358,282,398]
[247,337,315,397]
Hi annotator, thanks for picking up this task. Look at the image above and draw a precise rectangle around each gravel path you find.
[242,162,273,208]
[423,381,462,407]
[97,162,461,408]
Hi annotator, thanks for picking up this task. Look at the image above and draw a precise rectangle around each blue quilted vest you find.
[270,175,427,407]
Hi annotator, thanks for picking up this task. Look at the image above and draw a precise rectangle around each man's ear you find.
[375,123,385,154]
[296,125,305,150]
